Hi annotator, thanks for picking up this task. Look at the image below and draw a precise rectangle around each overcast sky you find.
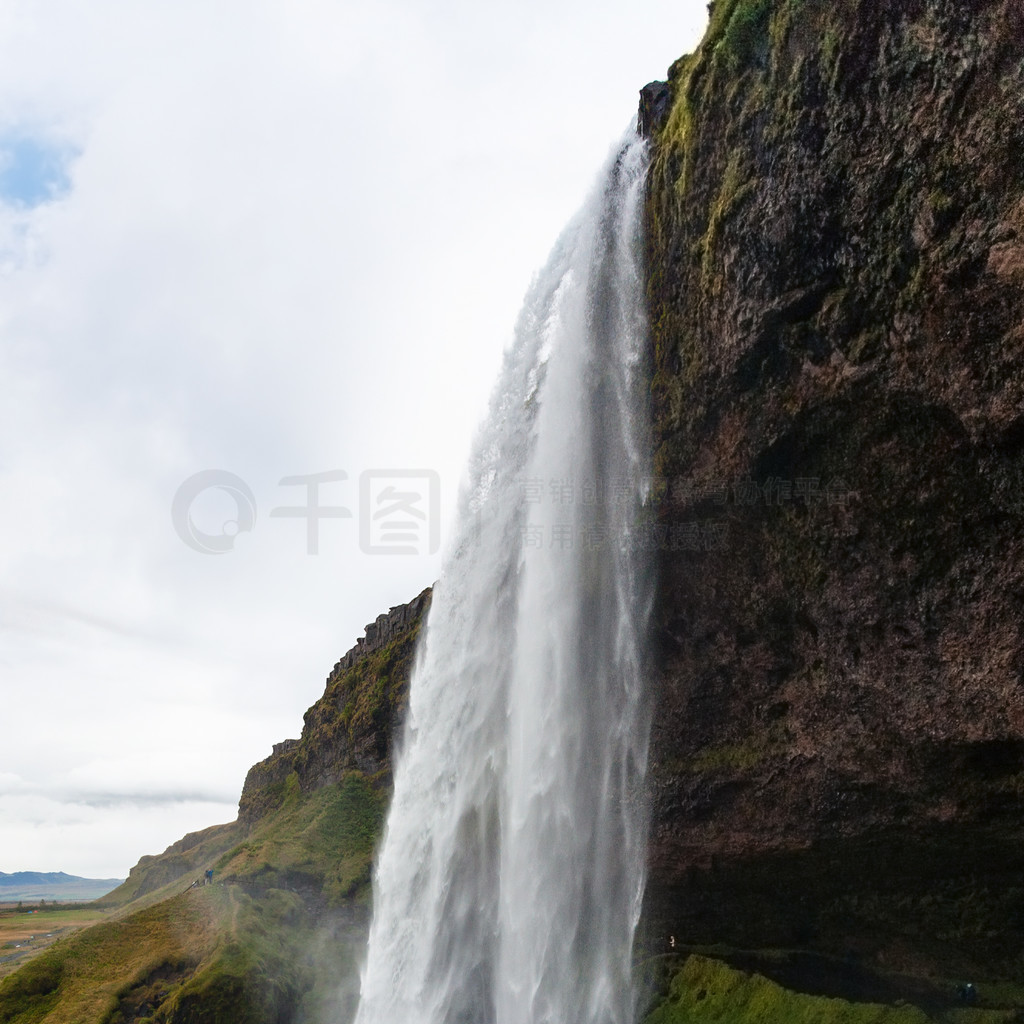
[0,1,708,880]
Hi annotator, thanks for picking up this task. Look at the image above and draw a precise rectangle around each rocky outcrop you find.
[237,741,301,825]
[644,0,1024,985]
[238,588,431,824]
[639,80,671,138]
[327,589,432,675]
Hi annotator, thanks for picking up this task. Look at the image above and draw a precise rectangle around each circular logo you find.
[171,470,257,554]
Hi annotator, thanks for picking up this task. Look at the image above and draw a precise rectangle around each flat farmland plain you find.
[0,905,110,979]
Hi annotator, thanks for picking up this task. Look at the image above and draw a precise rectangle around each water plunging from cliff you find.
[353,131,653,1024]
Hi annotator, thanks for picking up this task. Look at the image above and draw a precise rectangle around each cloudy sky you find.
[0,1,708,880]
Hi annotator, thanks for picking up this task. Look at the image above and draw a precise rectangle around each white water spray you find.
[353,131,654,1024]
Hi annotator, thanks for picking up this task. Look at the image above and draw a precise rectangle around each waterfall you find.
[353,130,654,1024]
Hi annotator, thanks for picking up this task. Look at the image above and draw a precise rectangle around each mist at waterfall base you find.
[346,131,654,1024]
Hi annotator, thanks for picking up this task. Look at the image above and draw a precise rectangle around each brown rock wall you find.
[644,0,1024,978]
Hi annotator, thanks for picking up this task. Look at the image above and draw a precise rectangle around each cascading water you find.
[353,129,654,1024]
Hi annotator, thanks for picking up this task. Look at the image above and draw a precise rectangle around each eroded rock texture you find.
[644,0,1024,981]
[238,588,431,824]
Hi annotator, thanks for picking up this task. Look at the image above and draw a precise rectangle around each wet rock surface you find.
[644,0,1024,982]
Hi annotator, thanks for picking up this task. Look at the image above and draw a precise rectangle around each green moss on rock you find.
[645,956,932,1024]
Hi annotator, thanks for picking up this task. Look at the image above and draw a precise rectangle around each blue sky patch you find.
[0,134,75,207]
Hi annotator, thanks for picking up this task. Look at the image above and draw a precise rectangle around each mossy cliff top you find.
[643,0,1024,996]
[238,586,431,824]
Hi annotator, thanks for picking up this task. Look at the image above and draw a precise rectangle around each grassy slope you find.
[0,772,381,1024]
[0,594,427,1024]
[95,824,244,915]
[217,772,386,907]
[0,890,221,1024]
[643,956,1021,1024]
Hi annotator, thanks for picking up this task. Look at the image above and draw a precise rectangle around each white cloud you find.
[0,0,709,879]
[0,791,239,879]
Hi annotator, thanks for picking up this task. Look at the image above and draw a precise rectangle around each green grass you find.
[0,908,114,983]
[0,771,383,1023]
[217,770,386,906]
[0,889,221,1024]
[0,588,427,1022]
[644,956,933,1024]
[717,0,773,71]
[0,882,367,1024]
[642,956,1024,1024]
[96,822,243,913]
[0,908,110,943]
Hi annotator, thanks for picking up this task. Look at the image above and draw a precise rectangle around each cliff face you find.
[238,588,431,824]
[644,0,1024,983]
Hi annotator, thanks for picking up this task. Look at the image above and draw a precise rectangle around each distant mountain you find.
[0,871,124,902]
